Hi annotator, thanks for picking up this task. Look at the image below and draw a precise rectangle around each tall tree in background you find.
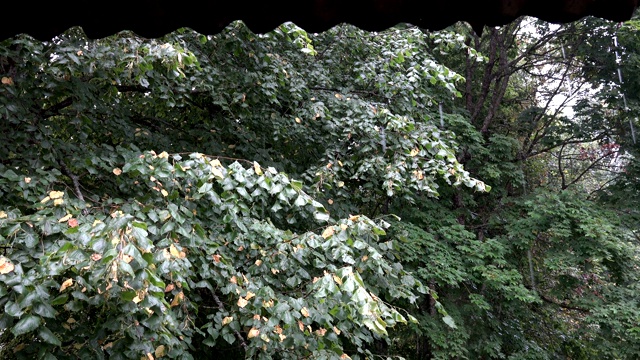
[386,14,640,360]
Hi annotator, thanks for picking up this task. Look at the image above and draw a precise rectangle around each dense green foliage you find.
[0,13,639,360]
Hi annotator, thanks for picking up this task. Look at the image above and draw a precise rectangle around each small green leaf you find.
[38,326,62,346]
[314,211,329,222]
[294,195,307,207]
[50,294,69,306]
[4,301,24,317]
[11,315,41,336]
[442,315,457,329]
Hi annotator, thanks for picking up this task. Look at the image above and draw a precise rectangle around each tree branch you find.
[211,290,248,352]
[538,293,590,313]
[41,97,73,119]
[564,150,618,189]
[59,160,89,215]
[558,143,567,189]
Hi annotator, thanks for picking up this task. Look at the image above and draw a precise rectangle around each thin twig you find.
[211,290,248,351]
[59,160,89,215]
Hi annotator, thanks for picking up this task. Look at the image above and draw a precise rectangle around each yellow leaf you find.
[113,168,122,176]
[24,177,31,184]
[170,291,184,307]
[164,284,175,292]
[255,259,262,266]
[1,77,14,85]
[298,320,304,332]
[278,333,287,342]
[211,165,224,178]
[0,211,7,219]
[337,181,344,187]
[321,226,334,239]
[132,295,142,303]
[245,291,255,300]
[362,255,369,261]
[122,254,134,263]
[237,297,249,308]
[247,328,260,339]
[155,345,166,358]
[222,316,233,326]
[327,199,334,205]
[49,190,64,199]
[333,274,343,285]
[169,244,180,258]
[263,299,274,308]
[295,117,302,123]
[40,196,51,204]
[410,148,420,157]
[58,214,73,223]
[300,307,310,317]
[145,352,154,360]
[0,256,15,274]
[213,254,221,263]
[54,198,64,206]
[340,224,348,231]
[160,189,169,197]
[158,151,169,159]
[60,278,73,292]
[333,326,341,335]
[230,276,237,284]
[315,328,327,336]
[253,161,263,175]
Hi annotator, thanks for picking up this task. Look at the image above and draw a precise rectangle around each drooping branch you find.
[527,133,608,159]
[563,149,619,190]
[211,290,248,352]
[59,160,89,215]
[538,293,590,313]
